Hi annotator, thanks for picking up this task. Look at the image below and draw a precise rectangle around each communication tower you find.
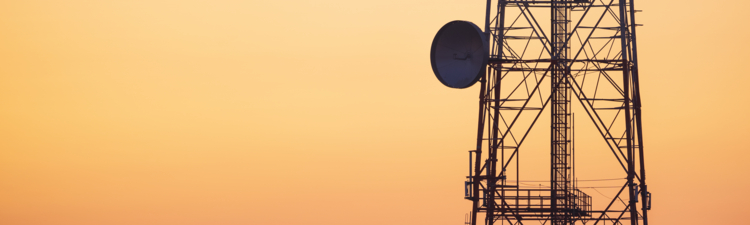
[429,0,651,225]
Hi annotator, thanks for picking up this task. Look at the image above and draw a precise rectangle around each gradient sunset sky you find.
[1,1,749,225]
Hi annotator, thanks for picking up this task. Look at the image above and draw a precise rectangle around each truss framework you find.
[464,0,650,225]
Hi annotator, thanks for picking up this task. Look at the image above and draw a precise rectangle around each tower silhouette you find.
[430,1,651,225]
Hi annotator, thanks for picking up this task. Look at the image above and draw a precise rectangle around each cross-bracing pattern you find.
[464,1,650,225]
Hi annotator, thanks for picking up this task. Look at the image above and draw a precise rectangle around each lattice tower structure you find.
[464,0,650,225]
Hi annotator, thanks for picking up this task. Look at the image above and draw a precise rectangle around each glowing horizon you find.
[1,1,749,225]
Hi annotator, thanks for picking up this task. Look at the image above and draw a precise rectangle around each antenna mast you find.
[429,0,652,224]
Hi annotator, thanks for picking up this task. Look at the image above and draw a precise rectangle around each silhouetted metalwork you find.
[448,0,651,224]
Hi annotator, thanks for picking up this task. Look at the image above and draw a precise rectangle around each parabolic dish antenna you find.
[430,20,488,89]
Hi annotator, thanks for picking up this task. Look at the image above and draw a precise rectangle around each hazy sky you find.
[1,1,749,225]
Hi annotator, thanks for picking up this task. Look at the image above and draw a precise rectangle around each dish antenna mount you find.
[430,20,488,89]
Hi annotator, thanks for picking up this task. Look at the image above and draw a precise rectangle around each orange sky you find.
[1,1,749,225]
